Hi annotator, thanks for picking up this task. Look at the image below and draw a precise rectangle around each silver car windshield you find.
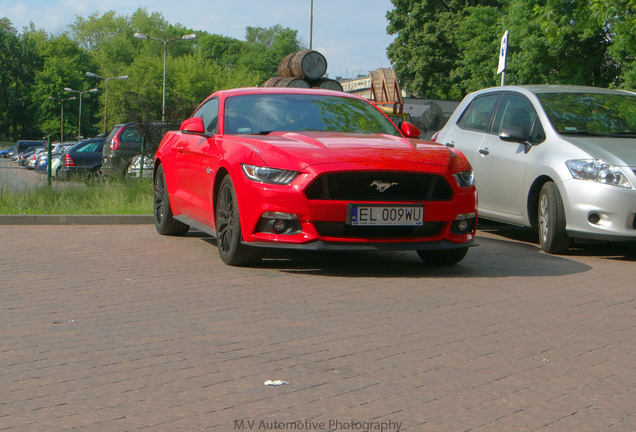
[537,92,636,137]
[224,94,401,136]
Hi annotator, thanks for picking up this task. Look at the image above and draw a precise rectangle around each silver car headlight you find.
[565,159,632,188]
[453,169,475,187]
[242,164,299,185]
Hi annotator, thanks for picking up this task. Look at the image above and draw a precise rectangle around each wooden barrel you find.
[262,77,311,88]
[262,77,284,87]
[277,49,327,80]
[311,78,343,92]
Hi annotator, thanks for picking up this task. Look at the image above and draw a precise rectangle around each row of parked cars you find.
[2,122,156,180]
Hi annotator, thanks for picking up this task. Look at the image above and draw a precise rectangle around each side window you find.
[458,94,499,132]
[492,94,539,141]
[194,98,219,134]
[530,118,546,143]
[121,127,142,142]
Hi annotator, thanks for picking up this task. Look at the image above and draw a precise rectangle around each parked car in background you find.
[127,154,153,178]
[57,138,105,180]
[17,148,39,166]
[0,146,16,158]
[102,122,174,178]
[154,87,477,267]
[433,85,636,253]
[26,148,47,169]
[35,143,74,176]
[15,140,46,154]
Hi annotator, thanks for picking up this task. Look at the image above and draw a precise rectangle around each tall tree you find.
[238,25,303,82]
[386,0,617,100]
[386,0,504,100]
[0,20,42,140]
[32,33,98,140]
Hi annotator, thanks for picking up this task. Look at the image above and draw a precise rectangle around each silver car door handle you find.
[479,148,490,155]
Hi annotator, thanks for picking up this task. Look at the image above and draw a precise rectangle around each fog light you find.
[272,219,288,233]
[588,213,601,225]
[457,219,470,232]
[255,212,302,235]
[451,212,476,235]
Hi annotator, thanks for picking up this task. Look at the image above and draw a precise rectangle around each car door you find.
[176,98,221,225]
[439,93,499,204]
[475,93,539,221]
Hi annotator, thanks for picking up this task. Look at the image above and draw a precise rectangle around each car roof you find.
[210,86,357,100]
[473,84,636,97]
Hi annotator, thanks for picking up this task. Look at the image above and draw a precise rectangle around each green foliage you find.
[238,25,303,83]
[0,21,41,140]
[387,0,626,99]
[0,9,303,140]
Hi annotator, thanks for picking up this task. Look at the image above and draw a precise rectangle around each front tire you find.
[417,248,468,265]
[154,165,189,236]
[538,182,571,254]
[216,175,263,266]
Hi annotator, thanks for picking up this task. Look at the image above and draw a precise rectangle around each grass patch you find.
[0,179,154,215]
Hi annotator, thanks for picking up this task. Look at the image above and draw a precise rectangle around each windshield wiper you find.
[605,131,636,137]
[559,129,636,137]
[558,130,606,136]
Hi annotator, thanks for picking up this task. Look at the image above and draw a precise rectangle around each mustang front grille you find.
[305,172,453,201]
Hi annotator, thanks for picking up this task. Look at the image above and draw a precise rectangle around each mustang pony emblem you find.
[371,180,399,192]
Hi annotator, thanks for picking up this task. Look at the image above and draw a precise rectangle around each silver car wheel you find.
[537,182,571,254]
[539,193,549,244]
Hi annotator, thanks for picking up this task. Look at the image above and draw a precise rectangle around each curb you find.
[0,215,154,225]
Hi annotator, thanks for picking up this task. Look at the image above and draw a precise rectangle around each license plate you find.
[348,204,424,226]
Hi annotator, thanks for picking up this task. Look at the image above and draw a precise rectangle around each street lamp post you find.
[134,32,197,123]
[85,72,129,136]
[64,87,98,140]
[48,96,76,143]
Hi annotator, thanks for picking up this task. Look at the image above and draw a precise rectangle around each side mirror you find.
[180,117,206,134]
[400,121,421,138]
[499,126,527,143]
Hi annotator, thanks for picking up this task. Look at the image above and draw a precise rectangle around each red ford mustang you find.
[154,87,477,266]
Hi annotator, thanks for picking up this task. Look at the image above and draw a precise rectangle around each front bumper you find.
[234,166,478,249]
[560,178,636,241]
[245,239,478,251]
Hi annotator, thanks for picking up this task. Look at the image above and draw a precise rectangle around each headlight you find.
[565,159,632,188]
[453,169,475,187]
[242,164,299,185]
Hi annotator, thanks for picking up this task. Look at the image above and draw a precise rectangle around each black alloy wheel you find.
[154,165,189,236]
[216,175,263,266]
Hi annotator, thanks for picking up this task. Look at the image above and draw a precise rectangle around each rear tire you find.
[216,175,263,266]
[417,248,468,265]
[154,165,189,236]
[538,182,571,254]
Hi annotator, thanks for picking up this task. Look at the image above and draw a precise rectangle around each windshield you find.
[224,94,401,136]
[537,92,636,136]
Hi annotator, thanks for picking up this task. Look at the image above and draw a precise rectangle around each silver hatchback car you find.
[433,85,636,253]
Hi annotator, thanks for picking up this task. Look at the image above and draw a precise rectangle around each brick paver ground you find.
[1,223,635,431]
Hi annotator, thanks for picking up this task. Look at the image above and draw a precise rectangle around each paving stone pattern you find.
[1,224,636,431]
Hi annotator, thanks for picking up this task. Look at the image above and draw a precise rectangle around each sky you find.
[1,0,397,80]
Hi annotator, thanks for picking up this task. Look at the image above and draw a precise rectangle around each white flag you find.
[497,30,509,74]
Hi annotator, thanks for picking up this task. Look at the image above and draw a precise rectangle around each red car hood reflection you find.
[225,131,452,170]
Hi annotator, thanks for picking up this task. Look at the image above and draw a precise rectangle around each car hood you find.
[226,131,453,170]
[561,136,636,166]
